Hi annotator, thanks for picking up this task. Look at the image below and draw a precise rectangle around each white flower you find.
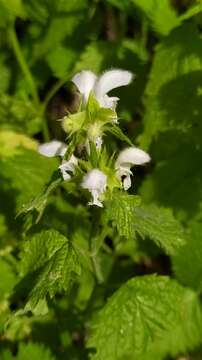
[81,169,107,207]
[38,140,77,181]
[59,155,78,181]
[95,136,103,150]
[38,140,67,157]
[115,147,151,190]
[72,69,133,110]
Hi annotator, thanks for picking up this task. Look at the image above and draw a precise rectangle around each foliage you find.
[0,0,202,359]
[88,275,202,360]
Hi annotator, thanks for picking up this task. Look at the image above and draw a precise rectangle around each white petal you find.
[81,169,107,191]
[116,147,151,167]
[95,136,103,150]
[60,170,71,181]
[81,169,107,207]
[38,140,67,157]
[90,189,103,207]
[94,69,133,101]
[59,155,78,181]
[98,95,119,110]
[72,70,97,103]
[123,174,131,191]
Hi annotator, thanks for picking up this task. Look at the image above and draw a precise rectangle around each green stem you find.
[42,115,50,142]
[9,25,51,141]
[89,208,104,284]
[41,78,67,113]
[8,25,39,105]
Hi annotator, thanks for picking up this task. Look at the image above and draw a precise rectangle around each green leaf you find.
[0,93,42,135]
[133,204,185,255]
[1,343,56,360]
[0,0,26,22]
[179,2,202,22]
[131,0,179,35]
[140,23,202,149]
[88,275,202,360]
[107,0,179,35]
[0,149,58,211]
[0,130,37,158]
[140,139,202,221]
[172,221,202,291]
[18,174,62,224]
[46,45,76,79]
[139,24,202,220]
[106,192,141,240]
[0,259,17,300]
[19,229,81,310]
[106,192,184,254]
[108,0,201,36]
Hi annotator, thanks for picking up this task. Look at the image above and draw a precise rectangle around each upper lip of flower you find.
[38,140,67,158]
[71,69,133,109]
[115,147,151,168]
[115,147,151,190]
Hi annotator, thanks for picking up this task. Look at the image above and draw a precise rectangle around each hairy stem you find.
[89,208,104,284]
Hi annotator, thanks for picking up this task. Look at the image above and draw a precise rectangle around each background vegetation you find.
[0,0,202,359]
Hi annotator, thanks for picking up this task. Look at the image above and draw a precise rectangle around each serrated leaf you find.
[19,229,81,310]
[88,275,202,360]
[107,192,184,254]
[18,174,62,224]
[172,221,202,291]
[106,192,141,240]
[133,204,185,254]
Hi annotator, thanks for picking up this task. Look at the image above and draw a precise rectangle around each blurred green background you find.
[0,0,202,359]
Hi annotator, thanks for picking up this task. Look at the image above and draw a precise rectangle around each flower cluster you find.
[39,69,150,207]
